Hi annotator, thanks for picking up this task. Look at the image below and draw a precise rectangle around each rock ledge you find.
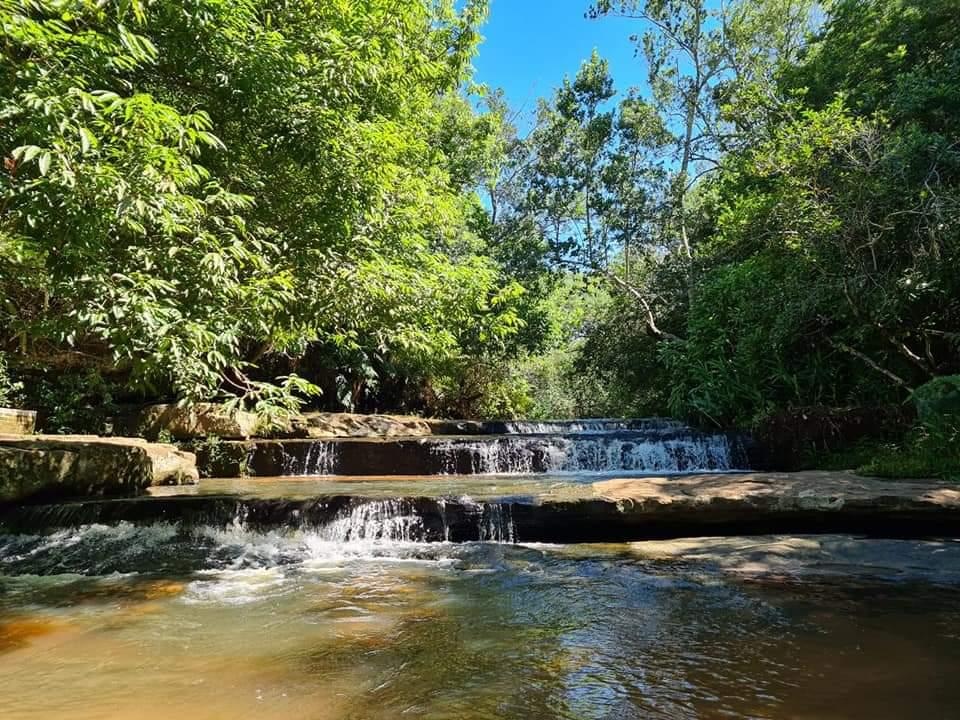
[0,435,198,502]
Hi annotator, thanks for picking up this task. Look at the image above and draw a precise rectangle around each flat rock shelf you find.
[4,472,958,541]
[0,434,198,502]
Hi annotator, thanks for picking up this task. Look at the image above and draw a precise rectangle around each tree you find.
[588,0,818,257]
[658,0,959,424]
[518,53,680,339]
[1,0,540,421]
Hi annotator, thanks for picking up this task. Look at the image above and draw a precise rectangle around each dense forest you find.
[1,0,957,473]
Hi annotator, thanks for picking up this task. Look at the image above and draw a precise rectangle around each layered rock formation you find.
[0,435,198,502]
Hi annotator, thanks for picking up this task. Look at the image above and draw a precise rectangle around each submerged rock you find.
[623,535,960,582]
[590,471,960,513]
[0,435,198,502]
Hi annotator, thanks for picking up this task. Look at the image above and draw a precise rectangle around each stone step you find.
[124,404,692,441]
[0,435,198,502]
[0,408,36,435]
[3,473,957,541]
[193,432,749,477]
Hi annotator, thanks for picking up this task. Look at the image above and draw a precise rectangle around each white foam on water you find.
[184,566,289,605]
[279,441,339,476]
[557,436,738,473]
[256,417,746,477]
[320,499,424,543]
[427,433,743,475]
[0,522,181,567]
[502,418,684,434]
[479,503,515,543]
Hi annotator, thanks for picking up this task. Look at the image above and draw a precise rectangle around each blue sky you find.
[472,0,649,127]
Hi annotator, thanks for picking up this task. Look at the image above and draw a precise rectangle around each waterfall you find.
[479,502,515,543]
[238,417,749,477]
[556,435,737,473]
[319,499,424,542]
[315,498,515,544]
[280,441,339,476]
[427,432,743,475]
[429,438,545,475]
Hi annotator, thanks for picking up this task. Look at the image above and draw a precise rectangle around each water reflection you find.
[151,471,748,503]
[1,529,959,719]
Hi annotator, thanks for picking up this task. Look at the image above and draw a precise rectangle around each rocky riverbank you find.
[0,435,198,502]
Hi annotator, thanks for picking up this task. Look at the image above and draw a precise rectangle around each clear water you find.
[3,417,956,718]
[1,526,959,720]
[152,473,622,502]
[158,471,752,504]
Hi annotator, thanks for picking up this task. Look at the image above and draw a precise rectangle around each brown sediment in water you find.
[66,577,188,605]
[0,615,75,652]
[1,538,960,719]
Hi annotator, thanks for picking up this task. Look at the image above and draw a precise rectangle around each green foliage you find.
[904,376,960,480]
[811,430,960,482]
[194,434,247,479]
[512,274,654,419]
[0,353,23,407]
[662,253,838,426]
[2,0,284,402]
[0,0,543,423]
[4,0,958,437]
[529,0,960,434]
[788,0,960,131]
[913,376,960,430]
[19,368,122,435]
[425,359,534,420]
[224,375,320,433]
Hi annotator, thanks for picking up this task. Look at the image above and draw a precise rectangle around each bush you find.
[423,360,534,420]
[0,353,23,407]
[913,376,960,431]
[805,379,960,480]
[18,369,122,435]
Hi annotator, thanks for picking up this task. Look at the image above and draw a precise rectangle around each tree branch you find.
[824,337,913,392]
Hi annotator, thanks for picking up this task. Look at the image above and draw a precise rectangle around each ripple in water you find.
[2,527,960,719]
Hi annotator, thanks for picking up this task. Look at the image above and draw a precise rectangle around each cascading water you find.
[478,502,515,543]
[319,499,425,542]
[4,519,960,720]
[0,418,747,555]
[427,428,745,475]
[282,498,516,545]
[501,418,684,434]
[239,417,748,477]
[279,441,339,476]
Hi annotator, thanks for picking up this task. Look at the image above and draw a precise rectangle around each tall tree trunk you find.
[678,95,696,259]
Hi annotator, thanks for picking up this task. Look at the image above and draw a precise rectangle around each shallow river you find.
[1,525,959,719]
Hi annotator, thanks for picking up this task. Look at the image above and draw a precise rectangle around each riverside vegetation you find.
[1,0,958,477]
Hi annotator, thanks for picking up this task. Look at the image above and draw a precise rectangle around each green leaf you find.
[13,145,42,162]
[79,127,97,153]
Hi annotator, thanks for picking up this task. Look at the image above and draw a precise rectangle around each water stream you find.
[1,418,957,718]
[1,525,959,719]
[274,418,747,477]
